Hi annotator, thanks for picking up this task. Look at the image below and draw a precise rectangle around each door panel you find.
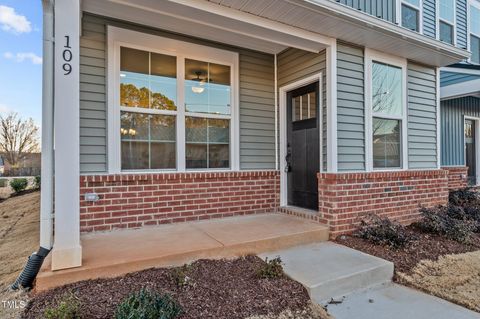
[465,119,476,185]
[286,82,320,210]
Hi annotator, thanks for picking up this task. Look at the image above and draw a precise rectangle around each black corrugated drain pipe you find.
[11,247,51,290]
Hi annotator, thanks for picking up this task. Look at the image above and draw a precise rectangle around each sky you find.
[0,1,42,127]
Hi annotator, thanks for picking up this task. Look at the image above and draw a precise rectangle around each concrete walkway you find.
[261,242,480,319]
[327,283,480,319]
[37,213,329,291]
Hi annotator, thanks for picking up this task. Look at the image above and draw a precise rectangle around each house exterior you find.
[42,0,474,270]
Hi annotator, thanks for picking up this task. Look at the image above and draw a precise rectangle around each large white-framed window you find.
[437,0,456,45]
[401,0,423,32]
[107,27,239,173]
[468,0,480,63]
[365,49,408,171]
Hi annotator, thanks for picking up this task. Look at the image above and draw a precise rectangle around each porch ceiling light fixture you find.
[191,71,206,93]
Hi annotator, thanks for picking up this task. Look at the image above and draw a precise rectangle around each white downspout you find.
[274,54,278,171]
[40,0,54,250]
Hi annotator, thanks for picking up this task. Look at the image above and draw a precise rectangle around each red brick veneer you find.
[441,166,468,190]
[317,170,449,237]
[80,171,280,233]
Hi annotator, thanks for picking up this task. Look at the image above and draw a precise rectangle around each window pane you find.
[471,6,480,36]
[372,62,402,116]
[150,53,177,111]
[292,91,317,121]
[373,118,401,168]
[120,47,149,108]
[440,21,454,44]
[402,4,419,31]
[120,47,177,110]
[440,0,454,22]
[185,117,230,169]
[121,112,176,170]
[404,0,419,6]
[185,59,231,115]
[471,35,480,64]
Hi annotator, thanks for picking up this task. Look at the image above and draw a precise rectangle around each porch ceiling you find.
[82,0,332,54]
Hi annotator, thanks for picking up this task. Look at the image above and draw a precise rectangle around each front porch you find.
[36,213,329,291]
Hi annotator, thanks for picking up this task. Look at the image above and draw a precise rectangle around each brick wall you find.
[80,171,280,233]
[442,166,468,190]
[317,170,449,237]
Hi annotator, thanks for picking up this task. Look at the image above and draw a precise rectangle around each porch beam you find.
[52,0,82,270]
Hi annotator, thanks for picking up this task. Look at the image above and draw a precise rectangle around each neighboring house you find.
[440,63,480,186]
[0,156,4,176]
[41,0,474,270]
[0,152,41,176]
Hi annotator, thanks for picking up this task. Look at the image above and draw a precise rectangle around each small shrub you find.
[44,294,81,319]
[416,206,477,243]
[356,214,414,248]
[171,264,192,287]
[449,188,480,208]
[115,288,182,319]
[0,178,7,187]
[9,178,28,193]
[257,257,284,279]
[34,175,41,189]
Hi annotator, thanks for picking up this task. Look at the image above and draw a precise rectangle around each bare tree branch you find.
[0,112,39,167]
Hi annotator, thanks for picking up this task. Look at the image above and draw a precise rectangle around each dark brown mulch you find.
[336,225,480,277]
[23,256,310,319]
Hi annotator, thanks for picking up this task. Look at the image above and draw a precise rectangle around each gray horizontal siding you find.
[277,48,327,171]
[441,97,480,166]
[440,71,480,87]
[336,0,396,23]
[80,15,107,173]
[407,63,438,169]
[456,0,468,49]
[337,42,365,171]
[423,0,436,38]
[80,14,276,173]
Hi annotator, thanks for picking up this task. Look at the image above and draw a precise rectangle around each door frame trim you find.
[464,115,480,185]
[279,73,323,207]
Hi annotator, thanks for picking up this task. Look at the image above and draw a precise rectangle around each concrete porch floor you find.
[36,213,329,291]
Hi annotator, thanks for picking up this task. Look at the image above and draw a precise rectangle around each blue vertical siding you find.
[441,97,480,166]
[337,0,396,23]
[456,0,468,49]
[423,0,436,38]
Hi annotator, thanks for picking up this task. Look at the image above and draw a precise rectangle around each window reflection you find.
[372,62,402,116]
[373,118,401,168]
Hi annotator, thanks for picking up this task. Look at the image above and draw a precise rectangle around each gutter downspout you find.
[274,54,278,171]
[11,0,54,290]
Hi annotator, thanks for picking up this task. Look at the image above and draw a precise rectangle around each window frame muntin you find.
[108,27,239,174]
[365,49,408,172]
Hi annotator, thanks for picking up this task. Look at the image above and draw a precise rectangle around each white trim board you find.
[279,73,323,207]
[440,78,480,99]
[107,26,240,174]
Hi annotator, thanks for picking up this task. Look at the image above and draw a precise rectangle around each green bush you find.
[416,206,477,243]
[357,214,414,248]
[44,294,81,319]
[9,178,28,193]
[171,264,192,287]
[115,289,182,319]
[257,257,284,279]
[0,178,7,188]
[34,175,41,189]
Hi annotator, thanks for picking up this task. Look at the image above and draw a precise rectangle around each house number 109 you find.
[63,35,72,75]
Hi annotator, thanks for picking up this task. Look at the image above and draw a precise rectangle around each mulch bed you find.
[336,226,480,277]
[23,256,311,319]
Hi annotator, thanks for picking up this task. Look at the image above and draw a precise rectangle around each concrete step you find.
[36,213,329,292]
[259,242,394,303]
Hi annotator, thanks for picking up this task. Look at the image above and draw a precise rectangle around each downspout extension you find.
[11,0,55,290]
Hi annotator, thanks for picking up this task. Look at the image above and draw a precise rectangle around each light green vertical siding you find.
[337,42,365,171]
[407,63,438,169]
[277,48,327,171]
[79,14,276,173]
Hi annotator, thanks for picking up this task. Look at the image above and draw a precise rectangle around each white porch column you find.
[326,40,338,172]
[52,0,82,270]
